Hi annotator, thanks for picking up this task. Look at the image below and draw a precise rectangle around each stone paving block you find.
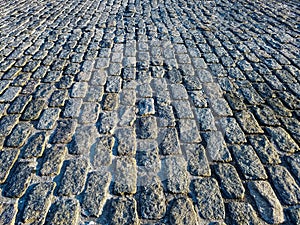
[45,199,80,225]
[214,163,245,199]
[70,82,88,98]
[281,117,300,144]
[103,93,119,111]
[162,156,189,194]
[3,162,33,198]
[118,105,136,126]
[114,157,137,195]
[170,84,189,100]
[82,171,111,217]
[0,114,19,137]
[231,145,267,180]
[63,98,82,118]
[252,105,281,126]
[217,117,247,144]
[78,102,99,124]
[0,202,17,225]
[210,98,233,117]
[7,95,31,114]
[105,76,122,93]
[268,165,300,205]
[115,127,136,156]
[286,154,300,183]
[0,149,19,184]
[184,144,211,176]
[169,197,198,225]
[0,86,21,102]
[172,100,194,119]
[5,123,32,147]
[51,119,77,144]
[195,108,217,131]
[188,91,208,108]
[266,127,299,153]
[98,111,118,134]
[22,182,56,224]
[137,83,152,98]
[286,206,300,225]
[139,176,166,219]
[91,136,114,168]
[235,110,263,134]
[108,197,139,225]
[191,178,225,220]
[21,99,46,121]
[158,128,181,155]
[202,131,232,162]
[120,89,136,106]
[49,89,67,107]
[57,158,89,196]
[156,104,176,127]
[136,140,160,174]
[248,181,284,224]
[138,98,155,116]
[84,85,104,102]
[37,108,61,130]
[40,145,66,176]
[248,135,281,165]
[22,132,46,158]
[227,202,262,225]
[178,119,201,143]
[136,116,158,139]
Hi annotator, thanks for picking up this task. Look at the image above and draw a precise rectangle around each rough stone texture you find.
[158,128,181,155]
[0,202,17,225]
[22,132,46,158]
[51,119,77,144]
[268,165,300,205]
[231,145,267,180]
[40,145,66,176]
[0,149,19,183]
[191,178,225,220]
[195,108,217,131]
[21,99,46,120]
[139,176,166,219]
[22,182,56,224]
[91,136,114,167]
[248,181,284,224]
[37,108,61,130]
[82,171,111,217]
[45,199,80,225]
[178,119,201,143]
[217,117,247,144]
[286,206,300,225]
[57,158,89,196]
[227,202,262,225]
[235,110,264,134]
[5,123,32,147]
[136,116,158,139]
[214,163,245,199]
[169,197,198,225]
[114,157,137,195]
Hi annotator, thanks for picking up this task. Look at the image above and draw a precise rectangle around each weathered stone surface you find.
[162,156,189,193]
[184,144,211,176]
[51,119,77,144]
[118,105,136,126]
[120,89,136,106]
[139,176,166,219]
[170,84,189,100]
[268,165,300,205]
[252,105,281,126]
[84,85,104,102]
[63,98,82,118]
[49,89,67,107]
[248,135,281,164]
[3,162,33,197]
[0,114,19,137]
[115,128,136,156]
[5,123,32,147]
[195,108,217,131]
[172,100,194,119]
[98,111,118,134]
[214,163,245,199]
[158,128,181,155]
[108,197,139,225]
[210,98,233,117]
[91,136,114,167]
[78,102,99,124]
[235,110,264,134]
[58,158,89,196]
[139,98,155,116]
[281,117,300,143]
[70,82,88,97]
[82,171,111,217]
[231,145,267,180]
[45,199,80,225]
[103,93,119,111]
[227,202,262,225]
[113,157,137,195]
[0,149,19,183]
[178,119,201,143]
[69,125,97,155]
[136,116,158,139]
[37,108,61,130]
[136,140,160,173]
[188,91,208,108]
[191,178,225,220]
[156,104,176,127]
[21,99,46,120]
[217,117,247,144]
[0,87,21,102]
[7,95,31,114]
[0,202,17,225]
[266,127,299,153]
[248,181,284,224]
[202,131,232,162]
[286,206,300,225]
[22,132,46,158]
[105,76,122,93]
[22,182,56,224]
[40,145,66,176]
[169,197,198,225]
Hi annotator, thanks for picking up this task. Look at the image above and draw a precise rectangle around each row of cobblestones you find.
[0,0,300,224]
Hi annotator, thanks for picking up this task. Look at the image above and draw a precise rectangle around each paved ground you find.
[0,0,300,224]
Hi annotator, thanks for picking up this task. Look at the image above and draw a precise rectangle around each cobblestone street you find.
[0,0,300,224]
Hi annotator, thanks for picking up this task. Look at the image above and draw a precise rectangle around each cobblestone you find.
[1,0,300,223]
